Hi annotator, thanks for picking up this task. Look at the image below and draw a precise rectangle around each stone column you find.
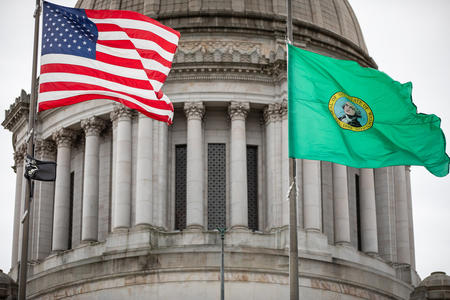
[135,114,154,226]
[153,121,168,228]
[360,168,378,254]
[264,103,281,229]
[229,101,250,230]
[184,102,205,230]
[280,100,289,227]
[394,166,411,265]
[11,145,26,266]
[332,163,351,245]
[303,159,322,231]
[32,139,56,260]
[110,104,133,230]
[52,128,75,251]
[81,117,105,241]
[405,166,416,269]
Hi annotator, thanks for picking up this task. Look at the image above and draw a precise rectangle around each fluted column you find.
[394,166,411,265]
[332,163,351,245]
[184,102,205,230]
[135,114,154,226]
[52,128,75,251]
[303,159,322,231]
[153,121,168,228]
[81,117,105,241]
[405,166,416,269]
[11,145,26,266]
[111,104,133,230]
[229,101,250,229]
[280,100,289,227]
[264,103,281,229]
[360,168,378,254]
[32,139,56,260]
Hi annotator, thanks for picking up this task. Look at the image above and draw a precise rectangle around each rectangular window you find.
[68,172,74,249]
[175,144,187,230]
[207,143,226,230]
[247,145,258,231]
[355,174,362,251]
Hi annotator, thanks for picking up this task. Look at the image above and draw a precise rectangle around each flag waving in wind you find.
[288,44,450,177]
[38,1,180,124]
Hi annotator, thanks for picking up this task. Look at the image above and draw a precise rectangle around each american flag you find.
[38,1,180,124]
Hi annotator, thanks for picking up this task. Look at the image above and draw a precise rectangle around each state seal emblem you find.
[328,92,374,132]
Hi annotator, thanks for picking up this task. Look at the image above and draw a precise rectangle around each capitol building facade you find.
[3,0,419,299]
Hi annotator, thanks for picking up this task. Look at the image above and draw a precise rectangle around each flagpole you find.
[18,1,41,299]
[286,0,299,299]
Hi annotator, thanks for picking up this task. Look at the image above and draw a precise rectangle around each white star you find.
[65,29,69,32]
[58,44,61,47]
[61,24,65,27]
[83,41,87,45]
[79,35,82,38]
[56,28,59,31]
[88,48,91,51]
[69,34,72,37]
[68,45,71,48]
[43,45,46,48]
[49,18,52,21]
[54,38,58,41]
[59,33,63,36]
[49,43,53,47]
[73,40,77,43]
[63,39,67,42]
[77,46,81,49]
[50,33,54,36]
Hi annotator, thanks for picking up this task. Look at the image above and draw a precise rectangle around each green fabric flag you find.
[288,43,449,177]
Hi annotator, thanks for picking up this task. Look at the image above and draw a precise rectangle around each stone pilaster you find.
[52,128,75,251]
[264,103,281,229]
[229,101,250,230]
[303,159,322,232]
[81,117,106,241]
[184,102,205,230]
[332,163,351,245]
[135,114,154,226]
[110,104,133,230]
[280,100,289,227]
[360,168,378,255]
[11,144,26,266]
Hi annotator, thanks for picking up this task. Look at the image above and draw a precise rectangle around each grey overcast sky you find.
[0,0,449,280]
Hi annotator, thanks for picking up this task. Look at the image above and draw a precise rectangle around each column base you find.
[335,241,352,247]
[229,225,249,232]
[185,224,204,231]
[112,227,130,234]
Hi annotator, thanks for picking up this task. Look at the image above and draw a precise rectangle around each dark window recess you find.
[207,144,226,230]
[68,172,74,249]
[355,174,362,251]
[247,146,258,231]
[175,145,187,230]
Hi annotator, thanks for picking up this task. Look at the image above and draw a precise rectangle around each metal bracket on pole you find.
[21,210,29,224]
[25,128,34,143]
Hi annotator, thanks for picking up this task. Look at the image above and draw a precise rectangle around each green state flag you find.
[288,43,449,177]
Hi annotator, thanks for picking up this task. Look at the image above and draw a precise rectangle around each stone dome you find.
[411,272,450,300]
[75,0,375,67]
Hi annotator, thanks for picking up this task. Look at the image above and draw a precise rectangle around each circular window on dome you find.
[328,92,373,132]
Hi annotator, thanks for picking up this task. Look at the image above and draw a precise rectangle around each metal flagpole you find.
[286,0,299,299]
[217,228,226,300]
[18,0,41,299]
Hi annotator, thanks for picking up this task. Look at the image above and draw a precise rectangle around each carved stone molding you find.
[13,143,27,166]
[2,90,30,132]
[263,103,282,124]
[35,139,57,157]
[228,101,250,121]
[175,41,269,65]
[81,116,106,137]
[280,99,287,120]
[184,102,205,121]
[110,104,134,124]
[52,128,76,148]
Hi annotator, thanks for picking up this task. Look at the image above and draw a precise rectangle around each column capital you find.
[13,143,27,166]
[35,139,56,157]
[52,128,76,148]
[110,104,133,124]
[184,101,205,121]
[81,116,106,137]
[228,101,250,121]
[263,103,281,124]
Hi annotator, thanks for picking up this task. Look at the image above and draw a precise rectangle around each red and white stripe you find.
[38,9,180,124]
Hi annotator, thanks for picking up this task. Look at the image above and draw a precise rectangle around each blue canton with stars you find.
[42,1,98,59]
